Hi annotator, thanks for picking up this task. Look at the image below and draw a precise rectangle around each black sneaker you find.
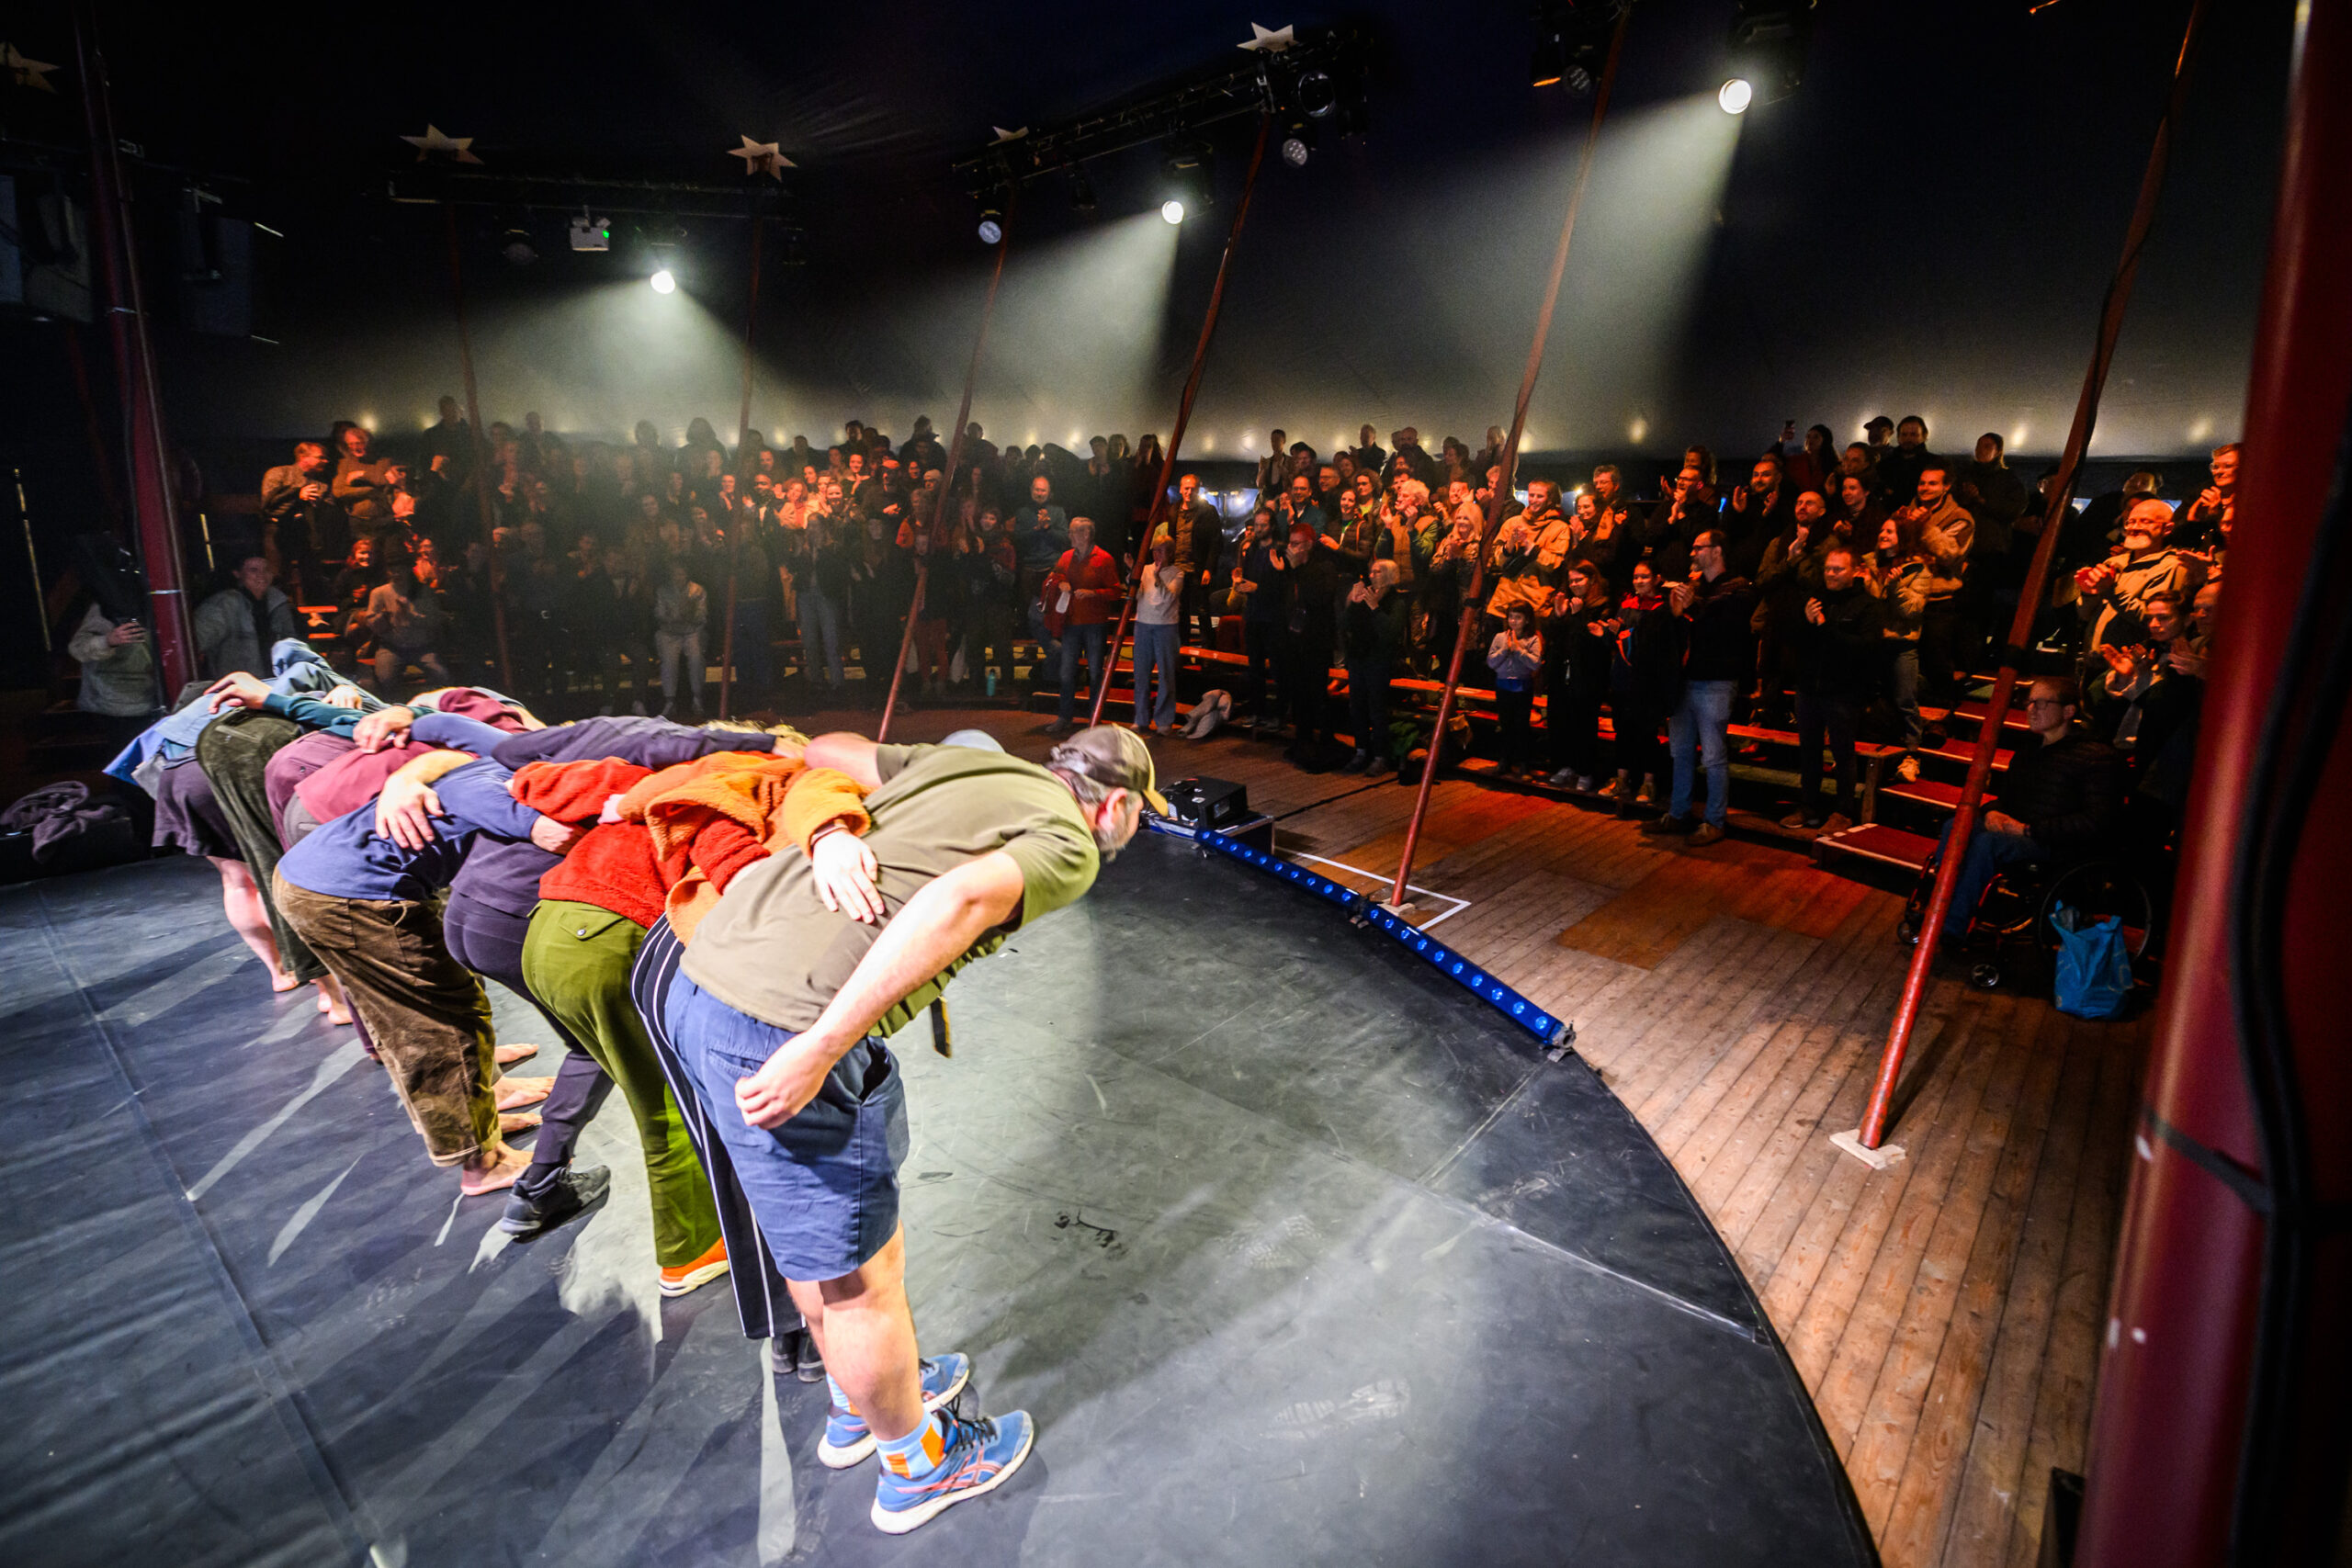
[497,1164,612,1236]
[797,1330,826,1383]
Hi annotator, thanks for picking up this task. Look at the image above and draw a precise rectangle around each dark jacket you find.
[1611,592,1685,710]
[1342,587,1410,666]
[1677,571,1757,684]
[1997,728,2121,860]
[1278,545,1344,652]
[1791,581,1883,699]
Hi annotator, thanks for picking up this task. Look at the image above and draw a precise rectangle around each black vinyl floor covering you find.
[1,832,1874,1567]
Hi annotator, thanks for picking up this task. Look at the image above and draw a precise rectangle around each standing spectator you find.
[1487,603,1544,779]
[960,507,1020,694]
[848,513,911,708]
[1783,423,1837,495]
[1542,562,1613,791]
[1341,559,1409,774]
[1906,462,1979,709]
[1274,521,1342,768]
[1867,513,1935,776]
[1876,415,1937,507]
[1647,529,1753,846]
[2075,497,2192,656]
[1724,452,1793,580]
[1828,470,1886,541]
[260,440,344,602]
[1482,479,1570,634]
[1015,474,1071,655]
[1235,505,1286,731]
[1166,473,1225,642]
[2175,442,2240,552]
[1753,490,1834,730]
[67,602,159,719]
[1131,536,1183,733]
[194,555,300,680]
[1954,433,2028,547]
[1603,558,1679,813]
[1043,517,1121,735]
[1781,545,1880,831]
[330,423,394,536]
[799,496,854,696]
[561,535,630,711]
[653,557,708,717]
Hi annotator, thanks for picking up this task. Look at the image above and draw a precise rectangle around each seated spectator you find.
[366,567,449,691]
[195,554,301,680]
[1913,675,2120,952]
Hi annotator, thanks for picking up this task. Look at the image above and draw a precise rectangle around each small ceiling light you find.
[1718,76,1755,114]
[1282,134,1310,167]
[501,227,537,266]
[650,267,677,294]
[1161,198,1185,225]
[977,209,1003,245]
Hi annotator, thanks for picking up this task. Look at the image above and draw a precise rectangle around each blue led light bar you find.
[1183,827,1568,1045]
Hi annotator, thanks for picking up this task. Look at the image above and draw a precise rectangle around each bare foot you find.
[499,1111,542,1135]
[269,969,300,994]
[494,1043,540,1067]
[493,1076,553,1111]
[459,1141,533,1196]
[317,991,333,1013]
[315,976,354,1026]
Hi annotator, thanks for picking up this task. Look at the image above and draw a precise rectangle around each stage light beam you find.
[650,267,677,294]
[1719,78,1754,114]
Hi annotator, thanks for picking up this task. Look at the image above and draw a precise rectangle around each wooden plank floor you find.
[824,704,2149,1568]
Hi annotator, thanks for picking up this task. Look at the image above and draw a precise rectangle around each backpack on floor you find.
[2049,902,2133,1019]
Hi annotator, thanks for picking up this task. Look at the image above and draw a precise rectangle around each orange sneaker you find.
[658,1236,730,1298]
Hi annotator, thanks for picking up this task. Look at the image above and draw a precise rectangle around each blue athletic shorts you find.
[662,970,909,1281]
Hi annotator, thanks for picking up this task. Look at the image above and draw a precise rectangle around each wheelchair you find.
[1897,852,2157,995]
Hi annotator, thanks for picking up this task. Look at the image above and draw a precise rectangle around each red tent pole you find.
[1385,7,1630,909]
[880,194,1014,740]
[2076,0,2352,1559]
[1087,114,1272,730]
[1855,0,2211,1150]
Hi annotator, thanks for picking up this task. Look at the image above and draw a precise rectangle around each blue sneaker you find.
[870,1408,1035,1535]
[817,1354,973,1470]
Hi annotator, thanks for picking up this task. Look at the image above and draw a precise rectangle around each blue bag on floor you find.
[2050,902,2133,1019]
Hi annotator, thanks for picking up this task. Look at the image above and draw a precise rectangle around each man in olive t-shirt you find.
[663,726,1164,1534]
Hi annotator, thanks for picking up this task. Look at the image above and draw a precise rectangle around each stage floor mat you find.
[2,832,1872,1566]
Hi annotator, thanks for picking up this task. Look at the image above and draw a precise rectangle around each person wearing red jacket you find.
[1041,516,1122,734]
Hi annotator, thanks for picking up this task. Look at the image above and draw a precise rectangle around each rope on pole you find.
[1855,0,2212,1150]
[444,201,514,692]
[880,191,1017,740]
[718,208,766,719]
[1087,113,1274,731]
[1385,6,1632,909]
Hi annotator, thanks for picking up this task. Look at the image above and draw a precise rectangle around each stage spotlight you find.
[1296,68,1338,117]
[567,213,611,253]
[1161,198,1185,225]
[650,267,676,294]
[1161,141,1214,217]
[1281,116,1316,167]
[977,206,1004,245]
[501,227,537,266]
[1718,77,1754,114]
[1726,0,1817,104]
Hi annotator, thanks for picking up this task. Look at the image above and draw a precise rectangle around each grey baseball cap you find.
[1047,726,1169,814]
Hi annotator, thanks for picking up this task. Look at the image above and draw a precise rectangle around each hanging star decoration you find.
[400,125,481,164]
[728,134,792,177]
[1238,22,1294,52]
[990,126,1029,143]
[4,41,59,91]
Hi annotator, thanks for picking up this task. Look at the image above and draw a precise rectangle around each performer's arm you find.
[734,851,1023,1130]
[803,731,883,790]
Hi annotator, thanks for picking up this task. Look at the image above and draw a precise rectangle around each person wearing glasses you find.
[1910,674,2121,951]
